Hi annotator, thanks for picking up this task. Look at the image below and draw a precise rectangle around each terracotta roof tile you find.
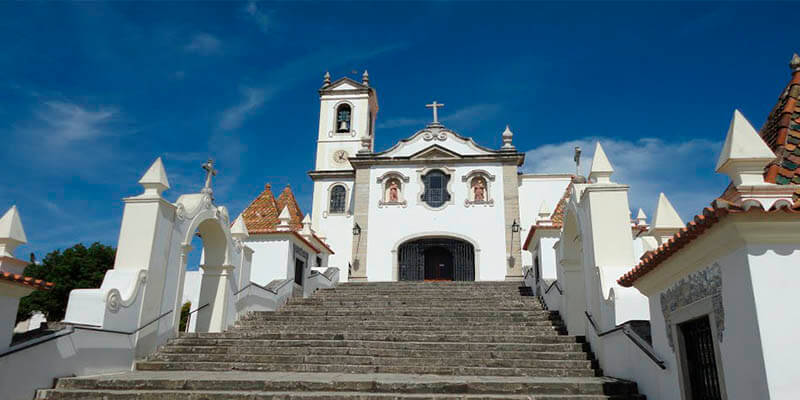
[618,194,800,287]
[550,185,572,225]
[760,58,800,201]
[275,185,304,231]
[0,271,53,291]
[241,184,282,234]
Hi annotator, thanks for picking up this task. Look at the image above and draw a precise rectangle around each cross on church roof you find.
[202,159,217,194]
[426,101,445,124]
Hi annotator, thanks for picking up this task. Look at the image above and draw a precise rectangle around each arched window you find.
[336,104,351,133]
[329,185,346,213]
[421,170,451,208]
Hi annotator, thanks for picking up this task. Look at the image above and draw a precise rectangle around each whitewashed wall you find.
[518,175,571,268]
[365,163,507,281]
[246,237,292,286]
[311,178,354,282]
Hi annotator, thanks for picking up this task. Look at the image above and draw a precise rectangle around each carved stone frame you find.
[377,171,410,208]
[324,182,351,218]
[463,169,496,207]
[416,166,456,211]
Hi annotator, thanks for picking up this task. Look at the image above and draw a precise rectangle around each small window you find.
[336,104,351,133]
[329,185,346,213]
[421,170,451,208]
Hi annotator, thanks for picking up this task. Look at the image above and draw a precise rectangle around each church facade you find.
[309,73,571,282]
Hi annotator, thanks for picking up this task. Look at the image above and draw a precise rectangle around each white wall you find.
[365,163,508,281]
[0,294,20,350]
[246,236,291,286]
[518,175,571,268]
[311,178,354,282]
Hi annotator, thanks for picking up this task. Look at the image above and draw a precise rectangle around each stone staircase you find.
[38,281,643,399]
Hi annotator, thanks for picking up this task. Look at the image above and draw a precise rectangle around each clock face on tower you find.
[332,150,349,165]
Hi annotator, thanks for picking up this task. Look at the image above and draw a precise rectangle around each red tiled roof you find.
[761,56,800,199]
[310,233,335,254]
[0,271,53,291]
[257,231,320,253]
[618,196,800,287]
[275,185,304,231]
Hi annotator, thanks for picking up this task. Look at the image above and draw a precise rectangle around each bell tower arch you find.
[314,71,378,171]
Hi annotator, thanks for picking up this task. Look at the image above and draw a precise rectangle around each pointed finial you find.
[139,157,170,198]
[277,206,291,231]
[231,214,249,240]
[588,143,615,184]
[323,71,331,85]
[501,125,515,150]
[651,193,684,244]
[715,109,775,186]
[790,53,800,72]
[536,201,551,221]
[301,214,312,236]
[0,205,27,258]
[362,70,369,86]
[636,208,648,226]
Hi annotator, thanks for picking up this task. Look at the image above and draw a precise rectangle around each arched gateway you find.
[398,237,475,281]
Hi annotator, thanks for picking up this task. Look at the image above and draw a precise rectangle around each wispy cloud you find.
[184,33,221,55]
[521,137,727,222]
[218,87,267,131]
[33,101,117,145]
[244,1,273,33]
[379,103,501,130]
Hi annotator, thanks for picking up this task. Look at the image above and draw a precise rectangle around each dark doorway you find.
[424,246,453,280]
[680,316,722,400]
[398,238,474,281]
[294,259,305,286]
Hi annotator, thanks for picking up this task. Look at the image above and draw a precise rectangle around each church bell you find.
[338,120,349,132]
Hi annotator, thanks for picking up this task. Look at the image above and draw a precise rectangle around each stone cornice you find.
[308,170,356,180]
[347,153,525,167]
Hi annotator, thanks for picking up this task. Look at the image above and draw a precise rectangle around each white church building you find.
[306,72,571,282]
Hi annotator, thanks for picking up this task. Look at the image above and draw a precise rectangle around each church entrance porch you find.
[398,238,474,281]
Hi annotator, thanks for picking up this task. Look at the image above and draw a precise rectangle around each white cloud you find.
[33,101,117,145]
[218,87,267,131]
[184,33,221,55]
[244,1,272,33]
[521,137,728,222]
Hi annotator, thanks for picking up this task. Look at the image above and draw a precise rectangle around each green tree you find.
[16,242,115,323]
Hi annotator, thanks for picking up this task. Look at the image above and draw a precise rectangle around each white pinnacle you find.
[588,143,614,183]
[636,208,647,225]
[230,215,249,240]
[301,214,312,235]
[277,206,292,231]
[0,205,27,258]
[537,201,551,221]
[501,125,515,150]
[715,110,775,186]
[652,193,684,231]
[139,157,170,197]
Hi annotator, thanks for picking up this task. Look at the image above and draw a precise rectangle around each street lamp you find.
[352,223,361,236]
[511,220,520,233]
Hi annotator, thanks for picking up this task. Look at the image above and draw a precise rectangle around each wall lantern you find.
[511,220,520,233]
[352,223,361,236]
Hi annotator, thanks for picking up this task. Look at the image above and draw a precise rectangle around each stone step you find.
[158,346,592,360]
[241,315,560,324]
[135,361,599,377]
[164,339,589,352]
[286,300,541,307]
[234,319,561,329]
[38,390,644,399]
[46,371,641,396]
[232,324,562,333]
[246,310,556,318]
[179,332,580,343]
[146,353,596,369]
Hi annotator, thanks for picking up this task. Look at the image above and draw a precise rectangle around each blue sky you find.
[0,2,797,261]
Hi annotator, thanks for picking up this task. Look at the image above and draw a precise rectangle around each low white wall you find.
[246,237,291,286]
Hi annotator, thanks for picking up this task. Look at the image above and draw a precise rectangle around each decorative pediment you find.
[320,77,370,94]
[377,126,497,159]
[410,145,461,160]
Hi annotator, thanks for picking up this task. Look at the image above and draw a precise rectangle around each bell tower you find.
[314,71,378,171]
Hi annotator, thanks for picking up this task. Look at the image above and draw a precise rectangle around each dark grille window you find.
[330,185,346,213]
[680,316,722,400]
[421,170,450,208]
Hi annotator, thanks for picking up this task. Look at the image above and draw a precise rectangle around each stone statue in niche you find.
[472,177,486,202]
[387,179,400,202]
